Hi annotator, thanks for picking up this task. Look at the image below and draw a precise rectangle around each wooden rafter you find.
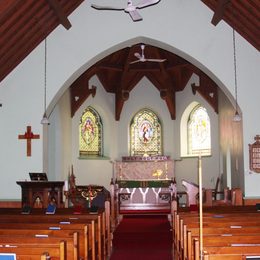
[191,73,218,113]
[0,0,84,82]
[211,0,230,25]
[46,0,72,29]
[70,43,220,120]
[202,0,260,51]
[0,0,258,82]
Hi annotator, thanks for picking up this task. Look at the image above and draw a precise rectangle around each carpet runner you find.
[110,214,172,260]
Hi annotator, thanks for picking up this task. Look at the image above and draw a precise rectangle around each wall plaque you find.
[249,135,260,173]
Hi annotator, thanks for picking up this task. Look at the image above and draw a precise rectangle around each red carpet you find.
[110,215,173,260]
[120,209,170,215]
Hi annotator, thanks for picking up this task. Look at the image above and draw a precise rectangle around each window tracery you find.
[79,106,103,156]
[130,108,162,156]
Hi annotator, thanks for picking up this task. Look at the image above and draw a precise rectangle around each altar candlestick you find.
[119,165,122,179]
[165,162,168,179]
[198,155,203,259]
[110,160,115,181]
[113,162,115,181]
[165,162,168,171]
[64,180,68,191]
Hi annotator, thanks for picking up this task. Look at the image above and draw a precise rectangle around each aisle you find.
[110,215,172,260]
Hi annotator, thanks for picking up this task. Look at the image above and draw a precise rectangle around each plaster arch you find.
[45,36,241,122]
[44,36,243,186]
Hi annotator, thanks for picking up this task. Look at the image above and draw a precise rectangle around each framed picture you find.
[249,135,260,173]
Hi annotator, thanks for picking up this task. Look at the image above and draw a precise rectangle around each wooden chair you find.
[212,176,221,200]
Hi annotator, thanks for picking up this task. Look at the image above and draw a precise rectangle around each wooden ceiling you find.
[0,0,259,120]
[0,0,84,83]
[202,0,260,51]
[70,43,219,120]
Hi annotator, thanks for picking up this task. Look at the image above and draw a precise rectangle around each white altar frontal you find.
[114,156,175,213]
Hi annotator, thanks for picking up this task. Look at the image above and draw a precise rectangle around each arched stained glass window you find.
[79,106,102,157]
[188,105,211,155]
[130,109,162,156]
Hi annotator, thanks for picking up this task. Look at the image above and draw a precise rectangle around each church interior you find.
[0,0,260,259]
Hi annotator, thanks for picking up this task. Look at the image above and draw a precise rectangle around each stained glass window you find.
[188,105,211,155]
[79,106,102,157]
[130,109,162,156]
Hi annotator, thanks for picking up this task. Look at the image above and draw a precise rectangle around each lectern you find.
[17,181,64,208]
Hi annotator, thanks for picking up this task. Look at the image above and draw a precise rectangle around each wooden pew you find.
[189,226,260,236]
[0,237,72,260]
[187,222,260,259]
[0,213,99,259]
[0,205,113,260]
[0,219,94,260]
[0,229,83,258]
[201,235,260,247]
[0,241,66,260]
[172,207,260,260]
[192,235,260,260]
[0,211,101,251]
[4,207,112,259]
[203,245,260,260]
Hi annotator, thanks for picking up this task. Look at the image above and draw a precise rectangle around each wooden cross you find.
[18,126,40,157]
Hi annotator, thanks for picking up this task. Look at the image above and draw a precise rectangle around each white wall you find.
[71,75,115,188]
[0,0,259,199]
[48,74,220,192]
[175,75,220,191]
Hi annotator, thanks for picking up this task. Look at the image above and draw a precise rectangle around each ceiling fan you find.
[91,0,161,22]
[130,44,166,64]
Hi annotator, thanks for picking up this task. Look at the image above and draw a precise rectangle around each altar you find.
[113,156,175,213]
[115,155,174,180]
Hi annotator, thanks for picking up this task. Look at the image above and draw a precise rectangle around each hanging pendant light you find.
[232,29,241,122]
[41,38,50,125]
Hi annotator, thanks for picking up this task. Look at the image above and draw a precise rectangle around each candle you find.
[110,160,115,180]
[64,180,68,191]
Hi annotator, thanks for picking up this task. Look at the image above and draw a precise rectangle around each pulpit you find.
[17,181,64,208]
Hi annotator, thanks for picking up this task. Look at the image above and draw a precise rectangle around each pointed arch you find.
[181,103,211,156]
[79,106,103,157]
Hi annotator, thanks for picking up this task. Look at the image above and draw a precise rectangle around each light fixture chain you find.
[232,28,241,122]
[44,38,47,112]
[233,29,238,110]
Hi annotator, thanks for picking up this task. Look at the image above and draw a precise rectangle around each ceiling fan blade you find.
[146,58,166,62]
[130,59,141,64]
[128,9,143,21]
[136,0,160,9]
[91,4,124,11]
[134,53,141,59]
